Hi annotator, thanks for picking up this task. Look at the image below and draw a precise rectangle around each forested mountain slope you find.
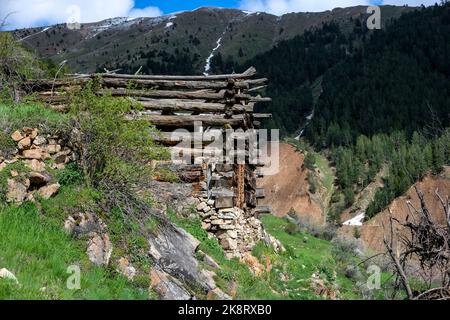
[12,6,410,75]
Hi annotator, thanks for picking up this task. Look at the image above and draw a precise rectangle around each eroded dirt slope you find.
[340,167,450,253]
[258,143,325,226]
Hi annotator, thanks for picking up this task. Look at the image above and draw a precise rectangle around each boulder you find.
[18,137,31,150]
[150,266,192,300]
[30,128,38,140]
[196,202,207,211]
[0,268,19,284]
[117,258,136,281]
[24,159,46,172]
[22,149,43,160]
[46,144,62,155]
[87,233,113,266]
[220,238,237,251]
[11,131,23,142]
[207,288,232,300]
[6,179,28,203]
[148,221,216,293]
[33,136,47,146]
[38,183,60,199]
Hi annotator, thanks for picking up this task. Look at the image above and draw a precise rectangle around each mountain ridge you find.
[11,5,414,74]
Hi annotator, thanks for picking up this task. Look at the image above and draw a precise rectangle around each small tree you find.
[0,15,44,101]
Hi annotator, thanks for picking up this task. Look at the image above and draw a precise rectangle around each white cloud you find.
[239,0,439,15]
[129,6,163,19]
[381,0,438,5]
[1,0,162,30]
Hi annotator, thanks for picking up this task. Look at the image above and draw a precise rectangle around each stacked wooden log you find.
[24,67,271,131]
[24,68,271,217]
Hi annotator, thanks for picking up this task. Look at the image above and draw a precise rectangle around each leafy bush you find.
[56,163,83,186]
[304,152,316,170]
[69,84,169,189]
[330,236,361,266]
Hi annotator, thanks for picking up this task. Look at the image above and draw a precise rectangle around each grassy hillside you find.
[0,203,147,300]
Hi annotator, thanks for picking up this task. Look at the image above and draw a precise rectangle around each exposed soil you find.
[258,143,325,226]
[340,167,450,253]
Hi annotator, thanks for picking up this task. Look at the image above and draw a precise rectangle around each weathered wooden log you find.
[246,78,268,88]
[99,78,250,90]
[104,88,227,100]
[134,98,254,113]
[26,77,263,90]
[129,114,249,128]
[69,67,257,81]
[152,132,220,146]
[253,113,272,119]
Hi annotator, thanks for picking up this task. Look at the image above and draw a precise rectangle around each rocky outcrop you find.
[148,222,213,293]
[87,233,113,266]
[64,212,112,266]
[116,258,136,281]
[150,266,192,300]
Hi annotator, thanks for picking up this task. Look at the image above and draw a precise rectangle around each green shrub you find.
[304,152,316,170]
[69,85,169,189]
[56,163,83,186]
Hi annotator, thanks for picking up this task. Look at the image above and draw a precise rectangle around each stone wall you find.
[0,127,76,204]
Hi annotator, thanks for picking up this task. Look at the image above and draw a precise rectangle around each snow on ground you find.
[203,31,226,75]
[19,27,51,41]
[295,110,315,140]
[165,22,174,28]
[342,213,365,226]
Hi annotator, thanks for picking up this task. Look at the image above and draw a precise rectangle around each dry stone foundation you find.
[0,127,77,204]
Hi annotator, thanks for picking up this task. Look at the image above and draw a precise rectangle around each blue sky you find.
[134,0,241,13]
[1,0,439,30]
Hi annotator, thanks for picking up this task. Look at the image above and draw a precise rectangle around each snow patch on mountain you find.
[204,31,226,76]
[342,213,365,226]
[19,27,51,42]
